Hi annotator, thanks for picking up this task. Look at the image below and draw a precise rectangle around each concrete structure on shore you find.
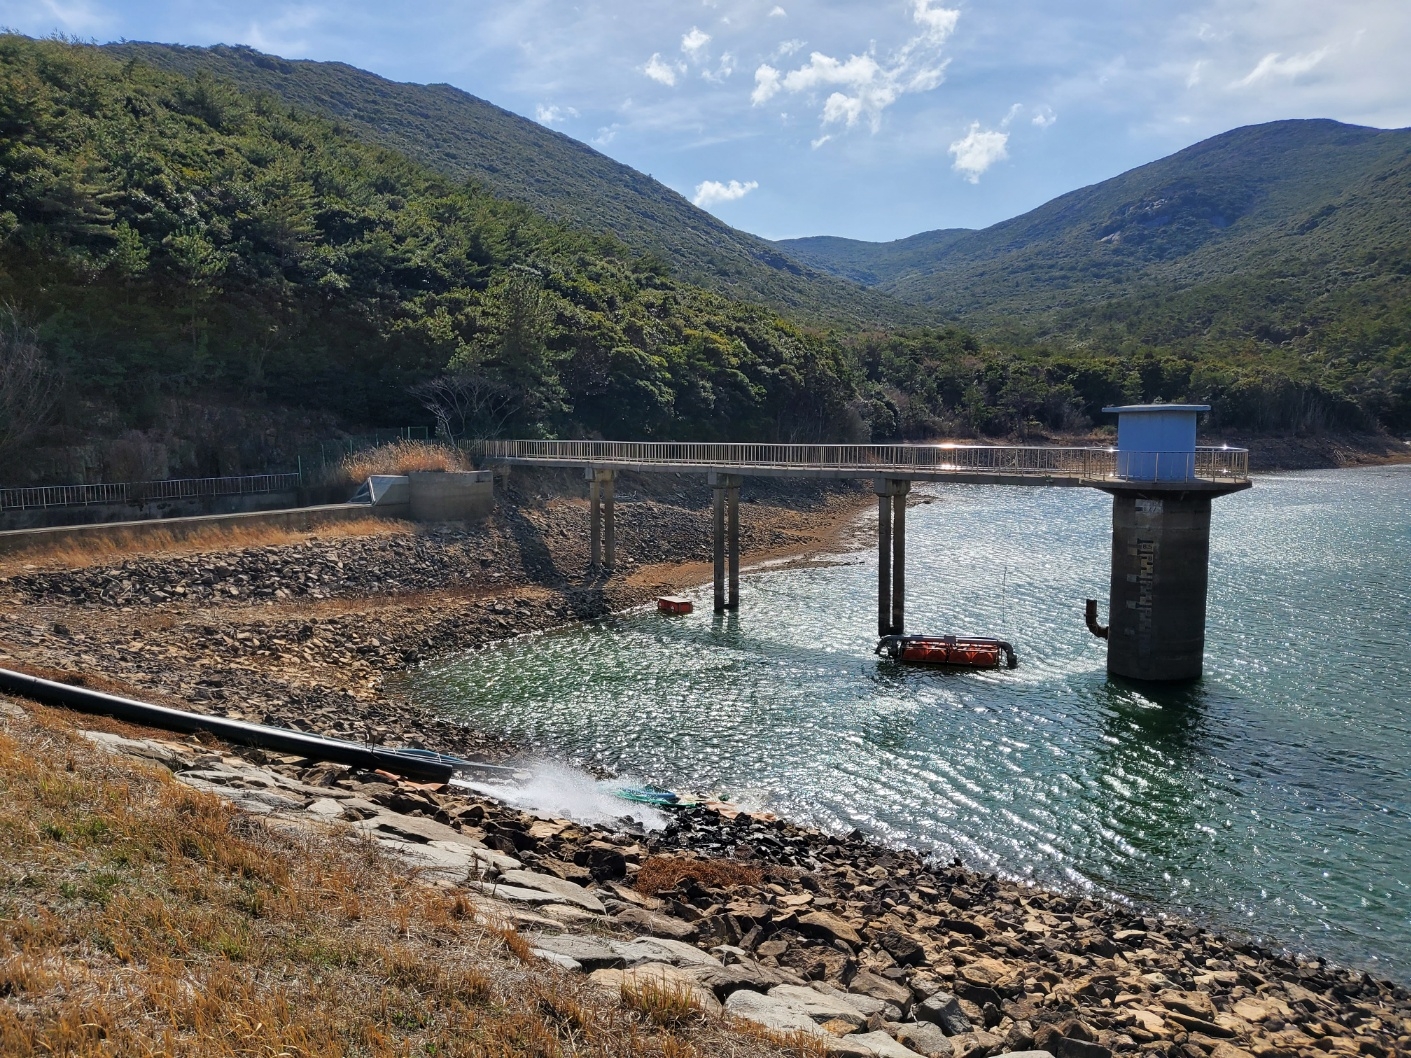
[480,427,1251,683]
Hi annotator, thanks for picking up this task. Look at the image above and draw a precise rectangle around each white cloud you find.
[681,26,711,57]
[1031,104,1056,128]
[948,123,1009,182]
[534,104,578,125]
[692,179,759,207]
[752,64,782,105]
[775,39,805,58]
[749,1,959,133]
[1232,48,1329,88]
[769,6,786,17]
[1000,102,1022,127]
[593,124,620,146]
[703,52,735,83]
[644,52,680,86]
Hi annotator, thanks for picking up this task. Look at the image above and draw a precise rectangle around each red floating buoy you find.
[875,634,1017,670]
[658,595,693,615]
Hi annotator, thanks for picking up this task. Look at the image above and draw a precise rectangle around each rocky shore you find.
[1,472,1408,1058]
[69,717,1411,1058]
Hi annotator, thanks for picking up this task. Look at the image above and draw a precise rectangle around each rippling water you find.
[413,466,1411,979]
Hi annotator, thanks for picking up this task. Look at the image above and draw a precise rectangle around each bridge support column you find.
[875,478,911,636]
[710,472,743,612]
[1104,491,1212,682]
[586,468,615,569]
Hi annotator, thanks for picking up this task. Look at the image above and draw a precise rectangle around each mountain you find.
[106,41,918,328]
[0,33,888,482]
[778,120,1411,335]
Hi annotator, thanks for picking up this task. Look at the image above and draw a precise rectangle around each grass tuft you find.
[340,440,470,483]
[635,855,764,896]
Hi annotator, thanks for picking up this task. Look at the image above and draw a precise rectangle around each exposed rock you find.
[612,906,697,939]
[847,1031,927,1058]
[799,910,864,947]
[918,991,973,1036]
[589,962,722,1014]
[497,869,606,913]
[724,988,828,1036]
[895,1021,956,1058]
[766,984,870,1027]
[524,934,624,971]
[946,1030,1004,1058]
[610,937,720,970]
[851,970,915,1014]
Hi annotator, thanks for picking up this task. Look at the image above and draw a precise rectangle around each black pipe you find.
[0,667,508,784]
[1085,598,1109,639]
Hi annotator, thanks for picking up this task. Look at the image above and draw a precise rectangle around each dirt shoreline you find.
[2,474,1409,1058]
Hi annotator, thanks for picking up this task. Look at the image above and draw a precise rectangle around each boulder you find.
[725,988,828,1036]
[609,936,720,969]
[917,991,973,1036]
[590,962,721,1015]
[847,1031,928,1058]
[498,869,606,913]
[878,930,927,967]
[799,911,864,947]
[524,933,624,971]
[851,970,915,1014]
[686,962,793,1001]
[947,1030,1004,1058]
[613,906,696,940]
[766,984,869,1027]
[531,949,582,972]
[896,1021,956,1058]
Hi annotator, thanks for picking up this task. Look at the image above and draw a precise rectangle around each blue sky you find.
[4,1,1409,242]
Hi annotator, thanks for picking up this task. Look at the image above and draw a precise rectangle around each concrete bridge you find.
[479,408,1251,683]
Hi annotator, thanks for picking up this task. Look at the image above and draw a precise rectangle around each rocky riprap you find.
[75,725,1411,1058]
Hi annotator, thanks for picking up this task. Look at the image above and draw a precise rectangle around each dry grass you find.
[635,856,764,897]
[0,698,803,1057]
[0,517,411,574]
[620,980,706,1030]
[340,440,470,483]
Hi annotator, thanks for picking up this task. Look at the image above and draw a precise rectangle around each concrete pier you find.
[710,472,742,612]
[875,478,910,636]
[1104,491,1213,682]
[586,468,616,569]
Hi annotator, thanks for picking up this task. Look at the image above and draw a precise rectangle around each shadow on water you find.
[1083,676,1227,895]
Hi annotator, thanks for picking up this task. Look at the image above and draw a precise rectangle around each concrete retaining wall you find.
[408,471,494,522]
[0,503,399,560]
[0,485,350,532]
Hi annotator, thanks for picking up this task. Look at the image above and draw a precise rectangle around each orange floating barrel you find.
[658,595,693,615]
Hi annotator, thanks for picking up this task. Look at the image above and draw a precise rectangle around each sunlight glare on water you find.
[413,466,1411,979]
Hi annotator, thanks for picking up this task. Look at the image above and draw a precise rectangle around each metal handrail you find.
[476,440,1249,484]
[0,472,304,512]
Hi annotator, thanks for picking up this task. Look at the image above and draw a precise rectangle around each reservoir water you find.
[415,465,1411,979]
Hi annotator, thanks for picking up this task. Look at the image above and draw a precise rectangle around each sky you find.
[3,1,1409,242]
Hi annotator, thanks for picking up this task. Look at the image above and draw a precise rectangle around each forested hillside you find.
[0,35,885,472]
[779,121,1411,431]
[107,41,916,327]
[0,36,1404,488]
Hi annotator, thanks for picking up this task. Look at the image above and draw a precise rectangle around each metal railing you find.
[0,472,304,512]
[477,439,1249,485]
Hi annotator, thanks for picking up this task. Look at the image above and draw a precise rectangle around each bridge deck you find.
[478,440,1250,491]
